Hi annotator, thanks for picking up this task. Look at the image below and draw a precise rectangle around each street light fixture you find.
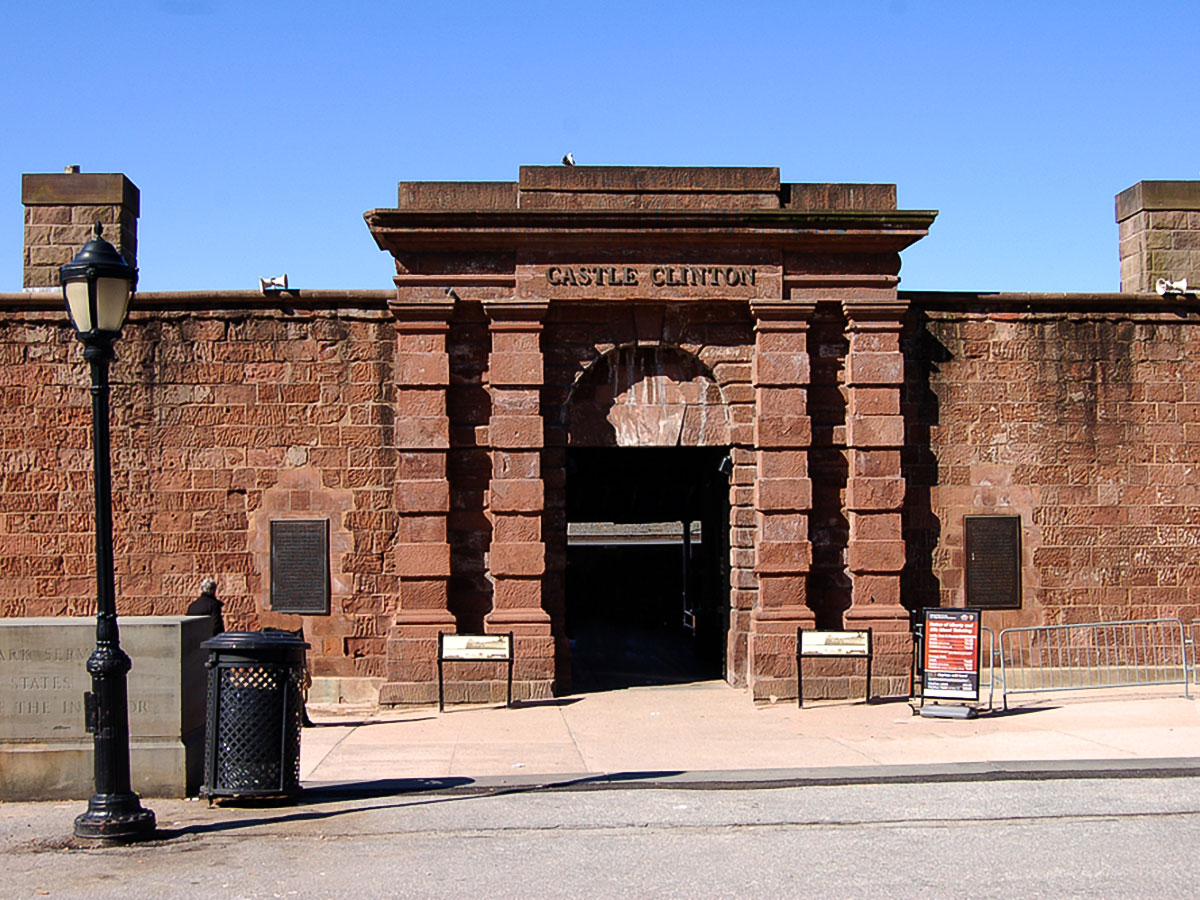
[61,222,156,841]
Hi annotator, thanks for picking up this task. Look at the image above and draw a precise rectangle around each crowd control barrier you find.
[998,618,1190,710]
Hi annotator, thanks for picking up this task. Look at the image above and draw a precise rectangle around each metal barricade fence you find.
[998,618,1190,710]
[1190,622,1200,689]
[980,625,996,710]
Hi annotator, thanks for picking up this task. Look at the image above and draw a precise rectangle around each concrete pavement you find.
[299,680,1200,790]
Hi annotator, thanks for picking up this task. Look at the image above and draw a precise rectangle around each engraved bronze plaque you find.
[964,515,1021,609]
[270,519,330,614]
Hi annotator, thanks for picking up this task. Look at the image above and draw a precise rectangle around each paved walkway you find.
[3,681,1197,852]
[300,680,1200,789]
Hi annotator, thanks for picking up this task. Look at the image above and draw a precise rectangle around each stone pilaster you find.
[748,300,816,701]
[842,298,910,695]
[482,299,556,699]
[380,297,456,705]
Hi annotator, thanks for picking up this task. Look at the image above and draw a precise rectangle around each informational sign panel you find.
[270,519,331,614]
[440,634,512,661]
[799,631,871,656]
[965,515,1022,609]
[437,632,515,712]
[922,608,982,702]
[796,629,872,708]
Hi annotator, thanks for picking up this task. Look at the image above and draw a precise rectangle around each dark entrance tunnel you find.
[565,447,730,691]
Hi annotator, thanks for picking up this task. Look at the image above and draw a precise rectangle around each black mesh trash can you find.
[201,631,309,800]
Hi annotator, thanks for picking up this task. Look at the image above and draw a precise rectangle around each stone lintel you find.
[366,208,937,256]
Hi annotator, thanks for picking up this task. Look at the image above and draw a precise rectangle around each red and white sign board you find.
[922,608,982,702]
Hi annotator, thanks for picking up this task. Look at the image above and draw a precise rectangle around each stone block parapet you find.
[1116,180,1200,293]
[22,171,139,289]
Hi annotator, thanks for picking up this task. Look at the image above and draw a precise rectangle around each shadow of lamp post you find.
[61,222,156,841]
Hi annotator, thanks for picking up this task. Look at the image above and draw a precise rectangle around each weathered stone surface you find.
[489,478,545,513]
[395,543,451,577]
[519,166,781,194]
[845,351,903,386]
[755,478,813,512]
[846,477,905,511]
[489,542,546,577]
[846,414,904,448]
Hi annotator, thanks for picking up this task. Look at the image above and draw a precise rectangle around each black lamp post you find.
[61,223,156,841]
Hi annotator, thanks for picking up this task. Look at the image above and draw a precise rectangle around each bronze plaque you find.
[270,519,330,615]
[964,515,1021,609]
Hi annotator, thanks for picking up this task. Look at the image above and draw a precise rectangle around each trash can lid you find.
[202,630,310,651]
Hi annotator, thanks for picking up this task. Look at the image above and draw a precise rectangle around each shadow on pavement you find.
[306,716,437,728]
[151,770,686,842]
[983,705,1059,717]
[434,697,584,713]
[509,697,583,709]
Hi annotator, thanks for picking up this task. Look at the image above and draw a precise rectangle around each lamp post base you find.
[73,793,156,841]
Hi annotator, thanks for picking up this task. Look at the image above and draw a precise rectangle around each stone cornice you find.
[842,297,910,327]
[749,299,818,324]
[387,296,456,325]
[365,208,937,255]
[482,297,550,323]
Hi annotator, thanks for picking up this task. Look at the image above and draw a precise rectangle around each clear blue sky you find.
[5,1,1198,293]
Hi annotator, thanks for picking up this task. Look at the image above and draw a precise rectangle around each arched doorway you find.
[564,344,732,690]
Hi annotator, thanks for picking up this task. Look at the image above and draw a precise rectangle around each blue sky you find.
[4,1,1198,293]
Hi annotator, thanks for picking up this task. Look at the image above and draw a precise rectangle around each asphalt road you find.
[5,776,1200,898]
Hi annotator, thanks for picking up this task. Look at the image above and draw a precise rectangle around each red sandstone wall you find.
[0,305,398,679]
[907,302,1200,632]
[0,298,764,685]
[9,292,1197,690]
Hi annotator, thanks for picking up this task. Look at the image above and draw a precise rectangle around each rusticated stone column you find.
[748,300,816,702]
[483,298,556,699]
[381,297,456,705]
[842,298,911,695]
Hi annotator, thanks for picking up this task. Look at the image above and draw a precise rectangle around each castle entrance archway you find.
[564,345,732,690]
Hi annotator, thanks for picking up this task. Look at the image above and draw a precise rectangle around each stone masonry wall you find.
[905,298,1200,634]
[11,289,1199,697]
[0,301,397,679]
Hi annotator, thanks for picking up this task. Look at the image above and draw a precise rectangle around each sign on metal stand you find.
[920,608,982,718]
[796,628,873,708]
[437,633,514,713]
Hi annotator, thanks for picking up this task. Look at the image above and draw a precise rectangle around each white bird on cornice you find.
[562,153,575,166]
